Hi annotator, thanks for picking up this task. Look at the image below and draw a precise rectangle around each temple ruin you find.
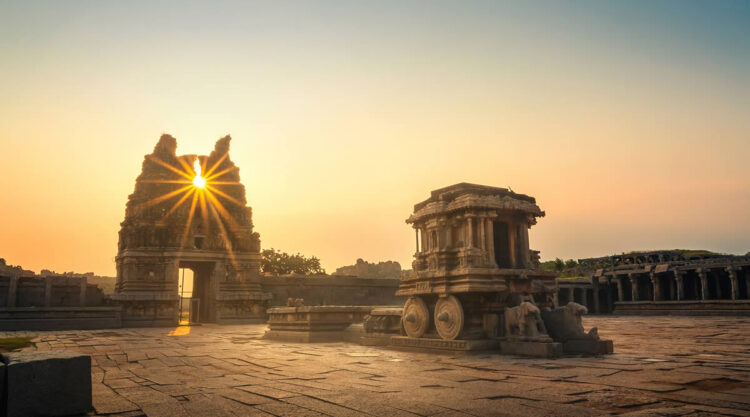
[111,134,270,326]
[561,251,750,315]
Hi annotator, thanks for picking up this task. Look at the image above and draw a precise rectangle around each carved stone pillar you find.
[581,288,589,308]
[507,221,516,268]
[486,218,496,267]
[445,223,452,249]
[592,277,600,314]
[520,223,531,268]
[478,218,485,251]
[415,228,419,253]
[727,267,738,300]
[698,269,708,300]
[567,286,574,304]
[628,273,639,301]
[606,276,614,312]
[650,272,661,301]
[615,275,624,302]
[673,270,684,301]
[466,217,473,249]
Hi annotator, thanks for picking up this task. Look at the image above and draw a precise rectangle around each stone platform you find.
[391,336,499,352]
[264,305,373,342]
[499,340,563,358]
[615,300,750,315]
[0,307,122,331]
[4,315,750,417]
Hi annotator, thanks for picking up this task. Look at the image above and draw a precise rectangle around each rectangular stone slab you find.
[391,336,499,351]
[563,339,614,355]
[3,350,92,417]
[499,340,563,358]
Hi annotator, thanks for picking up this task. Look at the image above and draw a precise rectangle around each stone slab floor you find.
[3,316,750,417]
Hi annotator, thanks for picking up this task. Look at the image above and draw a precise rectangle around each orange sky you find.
[1,2,748,276]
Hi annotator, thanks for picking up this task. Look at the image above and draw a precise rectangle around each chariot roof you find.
[407,182,544,224]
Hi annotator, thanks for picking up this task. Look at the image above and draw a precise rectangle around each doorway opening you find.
[178,261,216,323]
[178,268,194,325]
[493,221,512,268]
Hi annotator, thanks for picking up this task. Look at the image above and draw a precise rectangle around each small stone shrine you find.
[111,135,270,326]
[395,183,560,353]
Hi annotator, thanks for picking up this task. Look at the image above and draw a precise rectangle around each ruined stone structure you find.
[396,183,558,348]
[0,275,120,330]
[565,251,750,315]
[112,135,270,326]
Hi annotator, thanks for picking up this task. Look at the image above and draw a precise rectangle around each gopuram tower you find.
[112,134,270,326]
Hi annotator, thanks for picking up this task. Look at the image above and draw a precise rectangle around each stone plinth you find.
[0,307,122,331]
[614,300,750,316]
[264,306,373,342]
[2,350,92,417]
[391,336,498,352]
[110,291,180,327]
[563,339,614,355]
[499,340,563,358]
[361,307,403,346]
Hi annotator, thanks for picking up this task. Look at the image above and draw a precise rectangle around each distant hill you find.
[333,259,401,279]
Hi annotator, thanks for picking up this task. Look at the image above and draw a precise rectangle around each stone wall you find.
[0,276,106,308]
[261,275,403,307]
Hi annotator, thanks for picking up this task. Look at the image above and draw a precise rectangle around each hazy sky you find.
[1,1,748,276]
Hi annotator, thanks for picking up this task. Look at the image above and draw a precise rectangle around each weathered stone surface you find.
[499,340,563,357]
[391,336,499,351]
[563,339,614,355]
[3,350,92,417]
[264,305,374,342]
[2,316,749,416]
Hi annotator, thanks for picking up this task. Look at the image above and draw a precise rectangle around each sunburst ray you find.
[204,152,229,178]
[135,185,193,211]
[147,155,193,181]
[205,184,244,206]
[165,188,195,217]
[205,165,238,181]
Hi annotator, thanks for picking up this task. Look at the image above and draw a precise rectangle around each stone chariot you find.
[396,183,557,344]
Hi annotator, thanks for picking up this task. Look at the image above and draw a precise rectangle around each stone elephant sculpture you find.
[540,302,599,342]
[504,301,549,340]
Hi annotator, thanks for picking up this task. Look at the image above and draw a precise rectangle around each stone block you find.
[0,362,5,414]
[263,330,345,343]
[390,336,498,352]
[563,339,614,355]
[3,350,92,417]
[499,340,563,358]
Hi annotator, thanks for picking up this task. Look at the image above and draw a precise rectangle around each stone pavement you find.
[4,316,750,417]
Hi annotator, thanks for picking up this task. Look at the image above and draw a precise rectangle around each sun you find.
[192,158,206,189]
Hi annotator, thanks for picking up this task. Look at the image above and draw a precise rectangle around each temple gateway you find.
[111,135,270,326]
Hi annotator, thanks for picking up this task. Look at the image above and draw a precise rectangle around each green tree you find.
[564,259,578,269]
[553,258,565,272]
[261,249,325,275]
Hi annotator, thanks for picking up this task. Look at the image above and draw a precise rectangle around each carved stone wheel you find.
[434,295,464,340]
[402,297,430,338]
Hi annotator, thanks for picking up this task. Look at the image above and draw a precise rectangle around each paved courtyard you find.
[6,316,750,417]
